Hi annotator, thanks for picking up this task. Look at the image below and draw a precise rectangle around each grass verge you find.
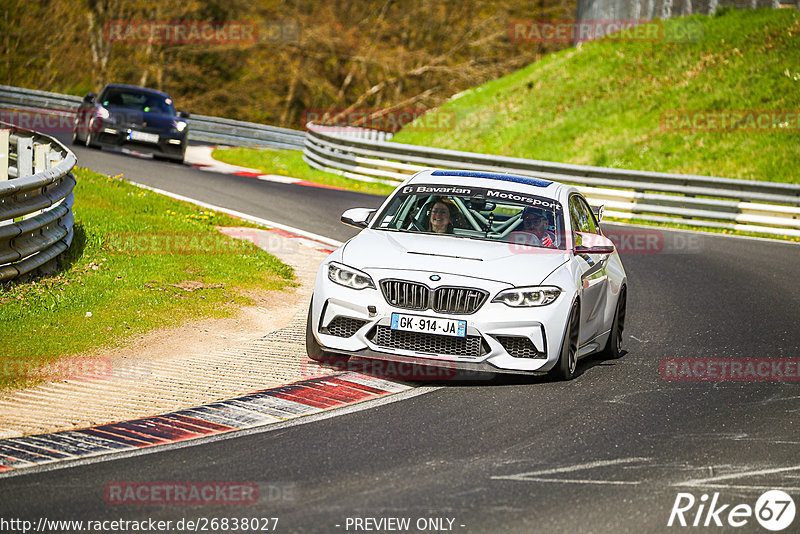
[393,9,800,183]
[213,11,800,242]
[210,146,397,196]
[0,167,295,390]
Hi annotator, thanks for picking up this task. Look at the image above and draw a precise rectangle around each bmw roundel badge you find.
[430,275,441,281]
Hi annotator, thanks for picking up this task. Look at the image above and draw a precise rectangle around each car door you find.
[569,194,609,346]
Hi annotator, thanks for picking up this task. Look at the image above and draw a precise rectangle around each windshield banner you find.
[399,184,562,211]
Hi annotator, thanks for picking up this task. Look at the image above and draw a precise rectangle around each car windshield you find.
[100,88,176,116]
[373,183,566,249]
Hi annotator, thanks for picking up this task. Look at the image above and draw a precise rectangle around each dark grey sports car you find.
[72,84,189,163]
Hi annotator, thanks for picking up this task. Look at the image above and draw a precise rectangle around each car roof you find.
[102,84,171,98]
[407,169,568,200]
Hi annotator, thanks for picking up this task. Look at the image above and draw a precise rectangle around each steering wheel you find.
[407,219,423,231]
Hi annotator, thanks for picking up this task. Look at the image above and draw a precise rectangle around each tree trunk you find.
[281,58,303,127]
[632,0,642,20]
[662,0,673,19]
[646,0,655,19]
[86,9,111,88]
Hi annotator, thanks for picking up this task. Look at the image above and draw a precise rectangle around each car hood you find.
[341,229,570,286]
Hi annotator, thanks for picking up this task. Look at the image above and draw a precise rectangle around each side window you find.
[569,195,598,234]
[569,197,582,233]
[578,197,599,234]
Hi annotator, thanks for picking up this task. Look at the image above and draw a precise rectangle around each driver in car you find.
[509,206,556,248]
[428,199,457,234]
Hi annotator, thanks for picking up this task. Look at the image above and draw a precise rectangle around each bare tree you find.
[662,0,673,19]
[86,0,118,88]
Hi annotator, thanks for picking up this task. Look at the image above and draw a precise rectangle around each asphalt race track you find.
[58,137,379,243]
[2,142,799,533]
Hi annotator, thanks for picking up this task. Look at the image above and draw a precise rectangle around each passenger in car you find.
[428,199,457,234]
[509,206,556,248]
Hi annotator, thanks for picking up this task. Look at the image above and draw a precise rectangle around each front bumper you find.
[311,268,573,374]
[95,124,187,158]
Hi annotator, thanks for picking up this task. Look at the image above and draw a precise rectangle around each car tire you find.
[600,287,626,360]
[71,124,80,145]
[306,299,334,362]
[550,301,579,381]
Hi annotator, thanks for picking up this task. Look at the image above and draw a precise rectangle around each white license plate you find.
[390,313,466,338]
[129,131,159,143]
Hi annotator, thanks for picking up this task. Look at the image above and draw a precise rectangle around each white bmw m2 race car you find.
[307,170,627,380]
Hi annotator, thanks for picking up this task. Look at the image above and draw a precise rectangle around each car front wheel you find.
[551,301,579,381]
[306,298,340,363]
[601,287,626,360]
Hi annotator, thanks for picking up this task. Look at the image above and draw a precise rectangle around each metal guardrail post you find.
[0,120,77,282]
[0,129,8,181]
[34,142,50,172]
[16,135,32,177]
[46,150,61,169]
[27,142,51,218]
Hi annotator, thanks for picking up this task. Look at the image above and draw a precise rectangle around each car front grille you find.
[380,280,488,315]
[380,280,429,311]
[496,336,544,359]
[322,316,368,338]
[432,287,488,314]
[371,326,485,358]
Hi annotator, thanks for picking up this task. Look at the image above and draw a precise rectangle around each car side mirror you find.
[83,93,96,103]
[574,231,615,255]
[179,111,190,119]
[591,204,604,222]
[341,208,376,229]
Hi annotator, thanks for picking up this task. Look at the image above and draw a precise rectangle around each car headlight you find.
[492,286,561,307]
[327,262,375,290]
[174,120,187,132]
[96,107,110,119]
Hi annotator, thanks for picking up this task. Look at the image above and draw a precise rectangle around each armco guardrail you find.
[0,85,305,150]
[5,85,799,237]
[0,121,76,282]
[303,123,800,238]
